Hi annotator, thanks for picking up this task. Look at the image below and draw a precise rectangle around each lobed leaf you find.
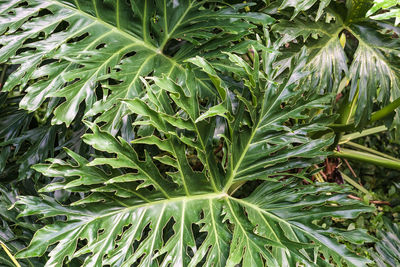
[15,50,374,266]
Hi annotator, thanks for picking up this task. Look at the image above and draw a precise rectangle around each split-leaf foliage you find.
[271,0,400,132]
[2,0,400,266]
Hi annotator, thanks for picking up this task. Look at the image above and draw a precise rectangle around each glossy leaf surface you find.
[272,2,400,132]
[0,0,273,133]
[15,50,374,266]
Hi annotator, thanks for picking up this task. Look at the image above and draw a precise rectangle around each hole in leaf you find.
[63,78,80,88]
[162,217,176,244]
[108,78,122,85]
[134,254,145,265]
[95,82,103,99]
[186,245,195,258]
[17,1,29,8]
[186,148,204,172]
[192,222,207,249]
[96,43,106,50]
[67,32,90,44]
[162,39,186,57]
[37,9,53,17]
[15,47,36,55]
[38,59,58,68]
[53,20,70,33]
[122,51,137,60]
[23,31,46,45]
[137,222,151,245]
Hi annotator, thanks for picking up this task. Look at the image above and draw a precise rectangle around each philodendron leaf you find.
[279,0,331,20]
[273,6,400,133]
[0,0,273,134]
[15,50,374,266]
[272,17,347,95]
[347,22,400,128]
[367,0,400,25]
[0,94,91,181]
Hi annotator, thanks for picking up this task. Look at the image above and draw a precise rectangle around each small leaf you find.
[195,103,230,123]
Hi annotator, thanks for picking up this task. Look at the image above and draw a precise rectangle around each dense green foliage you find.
[0,0,399,266]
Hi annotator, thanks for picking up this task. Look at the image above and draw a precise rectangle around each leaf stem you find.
[339,125,388,144]
[334,148,400,170]
[371,96,400,122]
[340,171,371,196]
[0,241,21,267]
[347,194,390,205]
[344,141,400,162]
[330,96,400,132]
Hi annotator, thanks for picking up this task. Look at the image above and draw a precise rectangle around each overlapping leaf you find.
[272,3,400,132]
[0,0,273,134]
[0,186,45,267]
[278,0,331,20]
[272,18,347,94]
[368,0,400,25]
[15,50,374,266]
[369,217,400,267]
[0,93,91,180]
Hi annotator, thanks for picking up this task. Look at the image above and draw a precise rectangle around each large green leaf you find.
[279,0,331,20]
[272,17,347,94]
[15,50,374,266]
[272,3,400,131]
[367,0,400,25]
[16,178,374,267]
[346,22,400,127]
[0,0,273,134]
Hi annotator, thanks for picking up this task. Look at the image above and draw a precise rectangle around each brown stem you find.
[347,194,391,206]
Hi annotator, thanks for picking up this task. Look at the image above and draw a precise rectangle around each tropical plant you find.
[0,0,271,130]
[368,0,400,25]
[14,48,376,266]
[1,0,400,266]
[270,0,400,133]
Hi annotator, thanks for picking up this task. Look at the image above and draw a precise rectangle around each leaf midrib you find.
[223,77,292,191]
[103,54,158,129]
[51,0,217,97]
[346,26,400,73]
[159,1,195,50]
[50,0,158,53]
[225,198,259,264]
[67,192,226,224]
[232,197,355,263]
